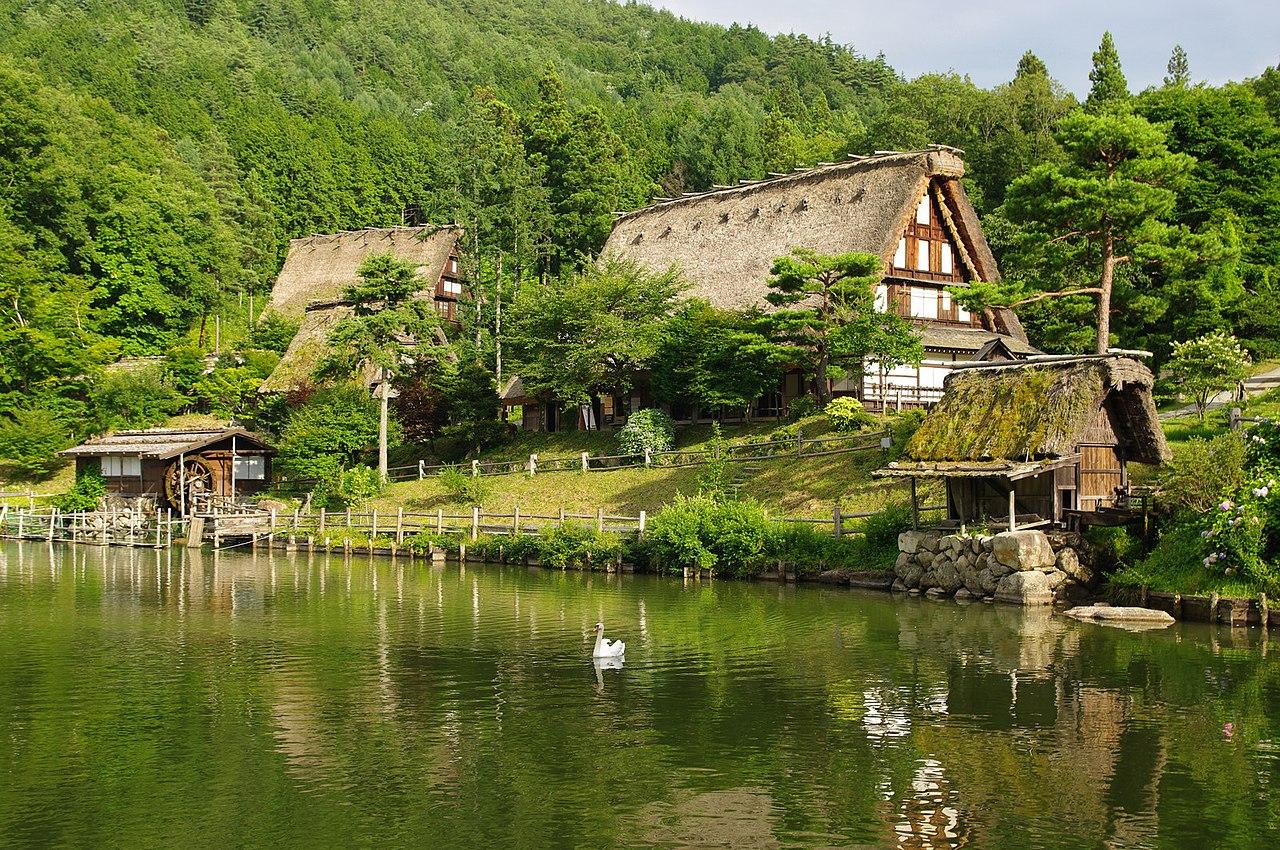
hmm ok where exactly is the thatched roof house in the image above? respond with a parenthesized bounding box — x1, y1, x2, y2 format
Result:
(875, 354, 1170, 529)
(260, 226, 463, 393)
(604, 146, 999, 311)
(600, 146, 1036, 411)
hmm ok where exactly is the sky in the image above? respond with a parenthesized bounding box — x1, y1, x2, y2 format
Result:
(651, 0, 1279, 94)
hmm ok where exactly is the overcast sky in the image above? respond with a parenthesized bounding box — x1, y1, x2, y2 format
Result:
(652, 0, 1278, 94)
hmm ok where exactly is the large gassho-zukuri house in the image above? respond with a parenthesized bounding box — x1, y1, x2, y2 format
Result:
(259, 225, 465, 393)
(873, 354, 1171, 530)
(601, 145, 1037, 416)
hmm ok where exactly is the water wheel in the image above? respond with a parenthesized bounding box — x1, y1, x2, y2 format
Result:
(163, 456, 216, 510)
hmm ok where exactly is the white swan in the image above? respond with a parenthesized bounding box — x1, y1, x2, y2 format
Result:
(592, 622, 625, 658)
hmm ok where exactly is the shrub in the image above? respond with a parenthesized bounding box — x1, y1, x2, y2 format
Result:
(1166, 330, 1250, 422)
(765, 523, 868, 575)
(403, 530, 462, 554)
(53, 469, 106, 512)
(1083, 525, 1143, 570)
(617, 408, 675, 455)
(331, 465, 384, 508)
(696, 423, 734, 500)
(861, 501, 913, 552)
(824, 396, 874, 433)
(642, 494, 772, 577)
(786, 395, 819, 421)
(1158, 431, 1247, 514)
(437, 465, 490, 505)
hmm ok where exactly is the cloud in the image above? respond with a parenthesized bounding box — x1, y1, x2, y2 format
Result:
(652, 0, 1279, 94)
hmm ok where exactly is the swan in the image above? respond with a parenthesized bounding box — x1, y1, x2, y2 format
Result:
(592, 622, 625, 658)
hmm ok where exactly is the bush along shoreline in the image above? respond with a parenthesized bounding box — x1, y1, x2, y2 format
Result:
(386, 495, 907, 583)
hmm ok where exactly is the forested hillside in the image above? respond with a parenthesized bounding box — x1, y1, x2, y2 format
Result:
(3, 0, 1280, 480)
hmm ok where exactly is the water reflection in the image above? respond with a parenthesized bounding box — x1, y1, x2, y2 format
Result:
(1, 541, 1279, 848)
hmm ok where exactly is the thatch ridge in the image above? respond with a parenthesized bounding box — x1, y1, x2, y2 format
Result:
(266, 225, 462, 320)
(602, 148, 1000, 314)
(904, 356, 1170, 465)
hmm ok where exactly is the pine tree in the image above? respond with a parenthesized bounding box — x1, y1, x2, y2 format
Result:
(1164, 45, 1191, 87)
(1086, 32, 1129, 112)
(1015, 50, 1049, 80)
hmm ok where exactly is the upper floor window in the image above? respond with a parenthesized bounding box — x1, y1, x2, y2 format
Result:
(233, 456, 266, 481)
(915, 193, 931, 225)
(916, 240, 930, 271)
(448, 256, 459, 276)
(893, 238, 907, 268)
(441, 279, 463, 297)
(910, 287, 938, 319)
(940, 243, 953, 275)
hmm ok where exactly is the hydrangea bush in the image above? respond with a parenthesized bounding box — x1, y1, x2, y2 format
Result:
(617, 408, 675, 455)
(1200, 417, 1280, 588)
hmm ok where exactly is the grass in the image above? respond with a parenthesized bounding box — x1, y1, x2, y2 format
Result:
(1108, 525, 1269, 599)
(371, 416, 929, 521)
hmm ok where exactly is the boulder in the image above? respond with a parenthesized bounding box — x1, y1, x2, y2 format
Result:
(1056, 547, 1093, 584)
(919, 534, 941, 554)
(898, 530, 928, 554)
(925, 586, 946, 598)
(919, 569, 938, 590)
(991, 530, 1056, 571)
(891, 579, 908, 593)
(894, 552, 912, 572)
(1045, 569, 1068, 591)
(954, 588, 974, 601)
(849, 572, 894, 590)
(939, 535, 965, 556)
(899, 563, 924, 589)
(815, 569, 851, 585)
(934, 561, 963, 593)
(915, 551, 934, 569)
(976, 567, 998, 595)
(1063, 605, 1174, 628)
(994, 570, 1055, 605)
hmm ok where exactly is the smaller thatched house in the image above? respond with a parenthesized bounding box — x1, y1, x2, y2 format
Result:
(61, 428, 275, 512)
(259, 226, 463, 393)
(874, 354, 1170, 529)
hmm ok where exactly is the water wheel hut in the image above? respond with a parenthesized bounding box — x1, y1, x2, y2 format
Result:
(60, 428, 275, 513)
(873, 354, 1170, 530)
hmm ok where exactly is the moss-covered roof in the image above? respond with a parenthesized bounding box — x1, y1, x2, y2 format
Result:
(904, 356, 1170, 465)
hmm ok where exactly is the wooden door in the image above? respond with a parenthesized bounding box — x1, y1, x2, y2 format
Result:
(1079, 444, 1123, 509)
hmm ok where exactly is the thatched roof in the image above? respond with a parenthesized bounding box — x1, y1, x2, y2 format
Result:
(873, 456, 1079, 481)
(61, 428, 273, 460)
(259, 225, 461, 393)
(601, 147, 1000, 313)
(890, 355, 1170, 468)
(265, 226, 462, 320)
(922, 326, 1039, 356)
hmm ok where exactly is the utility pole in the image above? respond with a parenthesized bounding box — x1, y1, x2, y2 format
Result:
(495, 251, 503, 385)
(378, 368, 391, 482)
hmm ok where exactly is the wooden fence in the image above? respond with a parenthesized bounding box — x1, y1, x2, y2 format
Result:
(276, 429, 891, 492)
(0, 499, 948, 551)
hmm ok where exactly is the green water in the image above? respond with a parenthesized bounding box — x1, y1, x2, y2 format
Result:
(1, 542, 1278, 848)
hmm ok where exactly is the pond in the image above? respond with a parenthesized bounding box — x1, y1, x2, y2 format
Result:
(1, 541, 1278, 849)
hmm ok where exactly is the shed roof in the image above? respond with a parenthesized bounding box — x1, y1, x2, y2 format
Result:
(900, 354, 1170, 467)
(922, 325, 1040, 356)
(61, 428, 274, 460)
(601, 147, 1000, 313)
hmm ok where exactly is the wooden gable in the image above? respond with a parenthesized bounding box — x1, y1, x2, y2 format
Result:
(887, 182, 973, 284)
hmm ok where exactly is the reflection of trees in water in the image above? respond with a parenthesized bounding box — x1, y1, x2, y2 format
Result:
(5, 543, 1280, 846)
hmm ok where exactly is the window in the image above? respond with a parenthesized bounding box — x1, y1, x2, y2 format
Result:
(893, 238, 907, 268)
(441, 279, 463, 296)
(941, 291, 951, 312)
(940, 243, 953, 275)
(910, 288, 938, 319)
(957, 302, 971, 322)
(916, 194, 930, 225)
(234, 456, 266, 481)
(916, 239, 930, 271)
(448, 256, 459, 275)
(100, 455, 141, 477)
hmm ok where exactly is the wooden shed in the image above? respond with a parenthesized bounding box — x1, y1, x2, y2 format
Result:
(60, 428, 275, 513)
(873, 354, 1170, 530)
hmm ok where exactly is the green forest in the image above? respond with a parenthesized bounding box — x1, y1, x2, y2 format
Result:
(2, 0, 1280, 479)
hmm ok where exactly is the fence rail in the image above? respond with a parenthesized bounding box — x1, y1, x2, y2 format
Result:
(278, 428, 891, 493)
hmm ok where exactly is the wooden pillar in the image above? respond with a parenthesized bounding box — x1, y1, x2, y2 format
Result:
(1008, 486, 1017, 532)
(638, 510, 646, 539)
(318, 507, 326, 535)
(436, 508, 444, 534)
(596, 507, 605, 533)
(910, 478, 919, 530)
(471, 506, 479, 541)
(832, 502, 842, 539)
(396, 507, 404, 543)
(513, 505, 520, 535)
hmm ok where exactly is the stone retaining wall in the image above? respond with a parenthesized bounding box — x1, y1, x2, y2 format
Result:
(893, 529, 1095, 605)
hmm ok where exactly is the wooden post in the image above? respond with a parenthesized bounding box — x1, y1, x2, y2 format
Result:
(471, 506, 479, 541)
(644, 447, 652, 467)
(832, 503, 842, 539)
(418, 459, 426, 480)
(1230, 407, 1242, 430)
(472, 459, 479, 477)
(638, 510, 646, 539)
(166, 509, 173, 547)
(513, 505, 520, 535)
(292, 507, 300, 536)
(528, 454, 537, 476)
(155, 508, 162, 548)
(596, 507, 604, 533)
(396, 507, 404, 543)
(318, 508, 326, 535)
(1008, 487, 1017, 532)
(581, 451, 589, 472)
(48, 508, 57, 541)
(436, 508, 444, 534)
(345, 507, 352, 528)
(371, 509, 379, 541)
(270, 508, 277, 543)
(910, 478, 919, 531)
(559, 506, 566, 526)
(796, 433, 803, 457)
